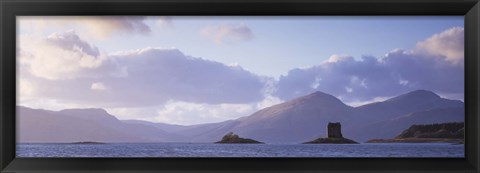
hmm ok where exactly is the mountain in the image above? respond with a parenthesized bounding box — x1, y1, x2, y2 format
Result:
(127, 91, 356, 143)
(17, 106, 185, 143)
(17, 90, 464, 143)
(352, 90, 463, 123)
(204, 90, 463, 143)
(224, 91, 354, 143)
(205, 90, 463, 143)
(342, 90, 464, 141)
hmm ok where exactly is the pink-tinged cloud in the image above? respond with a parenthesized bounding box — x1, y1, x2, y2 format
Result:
(83, 16, 152, 38)
(18, 31, 102, 80)
(414, 27, 464, 64)
(201, 24, 254, 44)
(18, 16, 165, 39)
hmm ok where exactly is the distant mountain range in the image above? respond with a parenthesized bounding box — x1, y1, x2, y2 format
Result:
(17, 90, 464, 143)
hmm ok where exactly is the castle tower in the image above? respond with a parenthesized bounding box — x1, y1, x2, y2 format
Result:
(327, 122, 343, 138)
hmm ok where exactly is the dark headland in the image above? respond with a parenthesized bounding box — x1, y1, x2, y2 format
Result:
(215, 132, 263, 144)
(367, 122, 464, 143)
(303, 122, 358, 144)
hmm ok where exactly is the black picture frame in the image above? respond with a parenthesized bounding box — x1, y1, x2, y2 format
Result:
(1, 0, 479, 172)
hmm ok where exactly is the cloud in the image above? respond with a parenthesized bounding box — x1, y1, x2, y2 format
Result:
(152, 101, 255, 125)
(18, 16, 162, 39)
(107, 100, 258, 125)
(17, 26, 465, 124)
(46, 31, 100, 56)
(82, 16, 152, 38)
(201, 24, 254, 44)
(19, 31, 103, 80)
(414, 27, 464, 64)
(156, 16, 174, 29)
(91, 82, 108, 91)
(18, 32, 267, 107)
(274, 27, 464, 104)
(326, 54, 354, 63)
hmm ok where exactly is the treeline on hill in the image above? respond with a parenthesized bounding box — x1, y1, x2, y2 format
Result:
(395, 122, 464, 139)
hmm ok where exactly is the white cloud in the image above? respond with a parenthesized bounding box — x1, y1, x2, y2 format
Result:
(105, 107, 162, 122)
(345, 87, 353, 93)
(201, 24, 254, 44)
(156, 16, 174, 29)
(91, 82, 108, 91)
(18, 78, 34, 98)
(18, 98, 96, 111)
(399, 79, 409, 86)
(310, 77, 322, 89)
(18, 31, 111, 80)
(325, 54, 354, 63)
(256, 95, 283, 110)
(346, 97, 391, 107)
(153, 101, 255, 125)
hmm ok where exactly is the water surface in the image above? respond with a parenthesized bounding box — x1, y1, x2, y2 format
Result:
(16, 143, 464, 158)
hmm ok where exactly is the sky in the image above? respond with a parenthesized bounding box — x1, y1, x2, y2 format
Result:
(16, 16, 464, 125)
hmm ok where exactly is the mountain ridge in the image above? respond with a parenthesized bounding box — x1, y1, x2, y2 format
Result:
(17, 89, 464, 143)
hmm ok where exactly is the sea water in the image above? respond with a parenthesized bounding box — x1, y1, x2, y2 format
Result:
(16, 143, 464, 158)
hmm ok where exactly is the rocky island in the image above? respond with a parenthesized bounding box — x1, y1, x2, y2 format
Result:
(71, 141, 106, 144)
(367, 122, 464, 143)
(215, 132, 263, 144)
(304, 122, 358, 144)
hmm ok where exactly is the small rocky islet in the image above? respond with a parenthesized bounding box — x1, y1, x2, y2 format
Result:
(70, 141, 106, 144)
(215, 132, 264, 144)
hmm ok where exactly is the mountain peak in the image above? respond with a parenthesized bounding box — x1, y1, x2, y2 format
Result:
(387, 90, 440, 103)
(60, 108, 109, 115)
(287, 91, 349, 108)
(59, 108, 118, 121)
(406, 89, 439, 97)
(306, 91, 338, 99)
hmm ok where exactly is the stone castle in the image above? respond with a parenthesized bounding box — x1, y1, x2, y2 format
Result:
(327, 122, 343, 138)
(303, 122, 358, 144)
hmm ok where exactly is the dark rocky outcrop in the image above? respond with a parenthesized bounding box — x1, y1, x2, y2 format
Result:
(366, 138, 463, 143)
(215, 132, 263, 144)
(367, 122, 464, 143)
(395, 122, 464, 139)
(304, 122, 358, 144)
